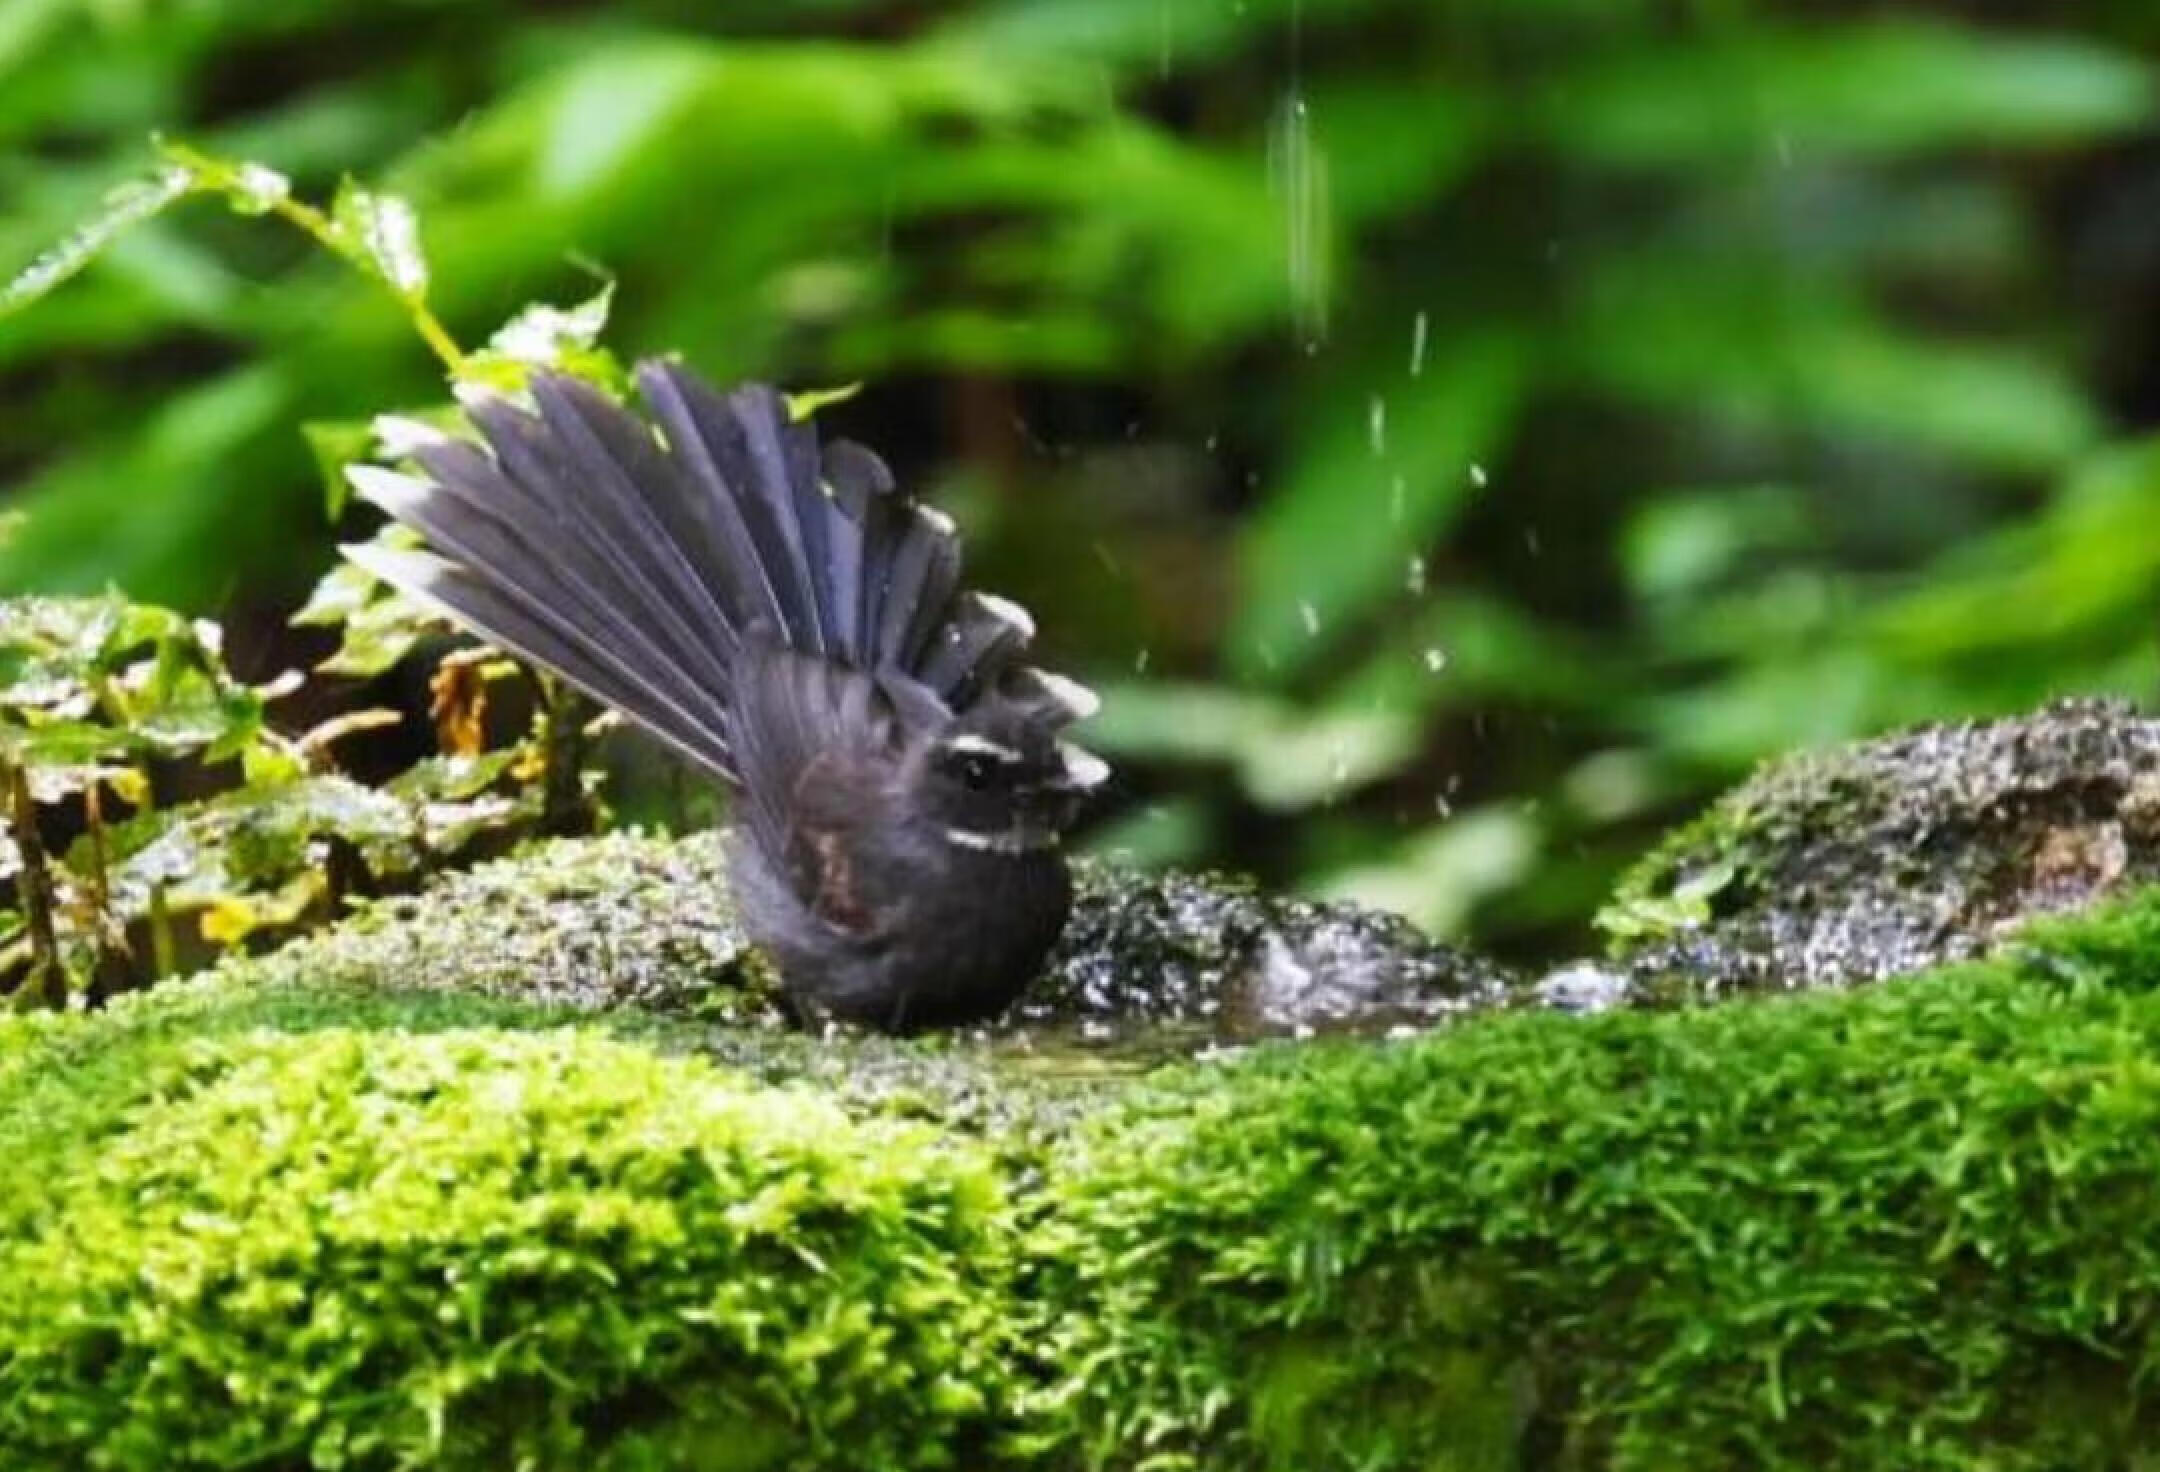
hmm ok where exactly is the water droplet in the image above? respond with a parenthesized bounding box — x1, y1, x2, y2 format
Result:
(1469, 463, 1488, 489)
(1409, 310, 1428, 376)
(1524, 528, 1542, 556)
(1406, 556, 1427, 596)
(1367, 395, 1386, 456)
(1298, 600, 1322, 637)
(1423, 647, 1448, 673)
(1433, 793, 1453, 819)
(1268, 88, 1331, 347)
(1256, 640, 1280, 670)
(1134, 647, 1151, 674)
(1389, 473, 1407, 524)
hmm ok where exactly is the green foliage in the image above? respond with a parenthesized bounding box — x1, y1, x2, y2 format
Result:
(0, 1006, 1010, 1470)
(5, 2, 2160, 947)
(0, 585, 553, 1004)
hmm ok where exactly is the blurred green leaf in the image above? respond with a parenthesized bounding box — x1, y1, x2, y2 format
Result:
(1539, 19, 2154, 165)
(1320, 805, 1540, 937)
(1086, 680, 1420, 811)
(1233, 332, 1527, 681)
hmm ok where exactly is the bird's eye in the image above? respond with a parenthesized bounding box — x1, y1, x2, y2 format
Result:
(955, 753, 996, 791)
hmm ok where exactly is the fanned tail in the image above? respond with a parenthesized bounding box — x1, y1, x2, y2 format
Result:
(344, 359, 1077, 783)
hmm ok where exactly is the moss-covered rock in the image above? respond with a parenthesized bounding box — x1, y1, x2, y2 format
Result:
(14, 887, 2160, 1467)
(1599, 696, 2160, 999)
(290, 829, 1515, 1046)
(0, 981, 1013, 1472)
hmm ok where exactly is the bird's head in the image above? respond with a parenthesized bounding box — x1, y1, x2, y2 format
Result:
(895, 668, 1108, 854)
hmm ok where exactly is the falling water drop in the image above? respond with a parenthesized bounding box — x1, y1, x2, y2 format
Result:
(1268, 89, 1331, 348)
(1298, 599, 1322, 637)
(1409, 311, 1429, 376)
(1423, 647, 1448, 673)
(1388, 473, 1407, 524)
(1469, 463, 1489, 489)
(1134, 647, 1152, 674)
(1367, 395, 1386, 457)
(1406, 555, 1427, 596)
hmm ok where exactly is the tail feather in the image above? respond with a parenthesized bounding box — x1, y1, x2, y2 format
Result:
(919, 592, 1031, 702)
(345, 359, 1087, 789)
(821, 440, 895, 662)
(637, 367, 825, 652)
(460, 396, 734, 697)
(873, 504, 963, 672)
(346, 461, 733, 740)
(530, 377, 742, 662)
(632, 365, 797, 644)
(342, 540, 737, 778)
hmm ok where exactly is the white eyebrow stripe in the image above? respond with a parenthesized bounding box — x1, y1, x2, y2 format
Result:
(942, 733, 1023, 762)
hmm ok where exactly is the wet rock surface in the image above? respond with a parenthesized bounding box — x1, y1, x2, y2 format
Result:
(1599, 697, 2160, 1000)
(311, 829, 770, 1017)
(301, 829, 1518, 1050)
(1022, 861, 1516, 1042)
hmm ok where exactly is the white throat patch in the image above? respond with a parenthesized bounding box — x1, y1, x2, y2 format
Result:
(943, 825, 1062, 855)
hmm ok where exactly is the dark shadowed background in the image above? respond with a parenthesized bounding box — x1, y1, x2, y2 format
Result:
(6, 0, 2160, 964)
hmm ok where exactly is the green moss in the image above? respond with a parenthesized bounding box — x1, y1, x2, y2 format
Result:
(16, 886, 2160, 1467)
(0, 986, 1012, 1471)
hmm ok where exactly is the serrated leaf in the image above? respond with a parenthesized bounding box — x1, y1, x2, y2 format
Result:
(331, 180, 429, 300)
(485, 281, 614, 366)
(0, 164, 196, 318)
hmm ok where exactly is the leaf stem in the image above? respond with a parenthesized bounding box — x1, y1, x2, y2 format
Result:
(4, 761, 65, 1010)
(155, 138, 467, 376)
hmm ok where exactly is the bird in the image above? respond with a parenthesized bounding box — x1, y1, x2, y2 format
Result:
(341, 360, 1108, 1033)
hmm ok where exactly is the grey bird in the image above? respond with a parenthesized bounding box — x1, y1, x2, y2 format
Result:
(343, 360, 1108, 1032)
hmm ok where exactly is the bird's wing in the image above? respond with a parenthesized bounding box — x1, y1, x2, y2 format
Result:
(723, 639, 906, 937)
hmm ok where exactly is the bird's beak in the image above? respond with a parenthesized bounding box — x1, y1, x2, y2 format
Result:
(1054, 742, 1111, 792)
